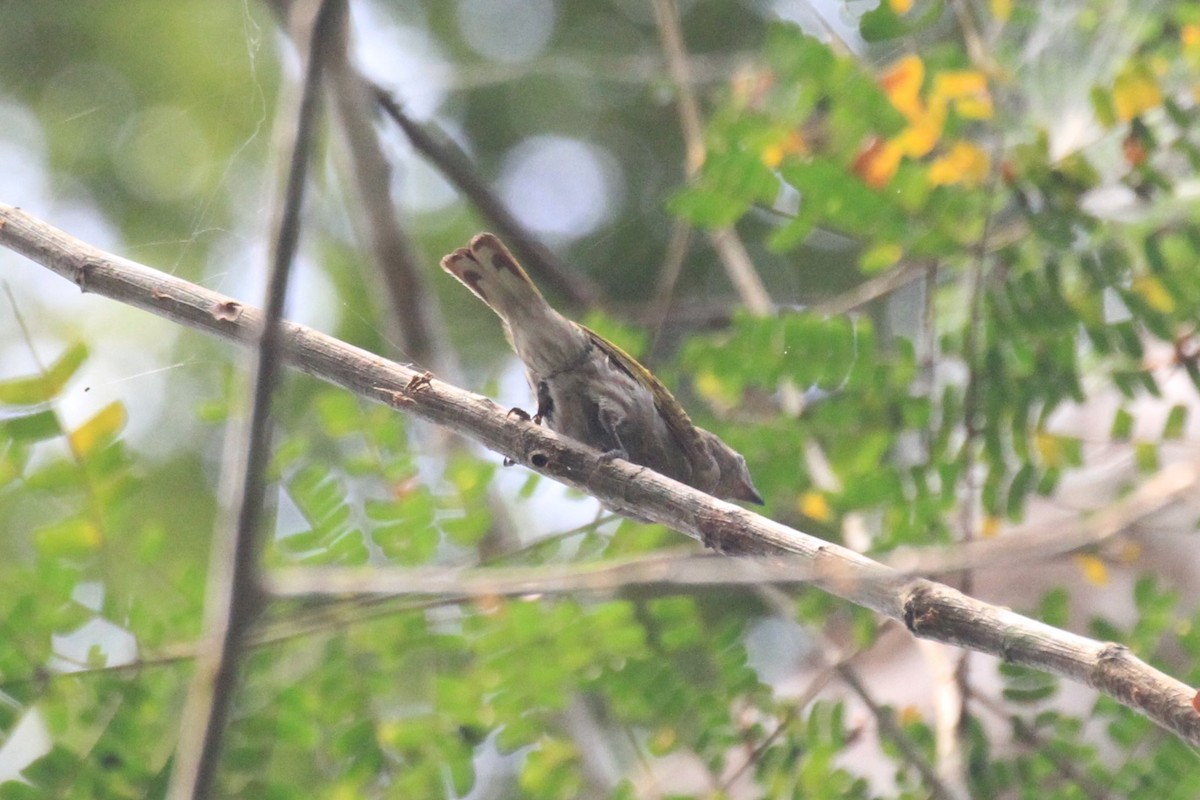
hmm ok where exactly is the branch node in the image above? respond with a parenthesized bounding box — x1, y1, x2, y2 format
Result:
(405, 370, 434, 391)
(1098, 642, 1130, 663)
(903, 583, 937, 633)
(75, 256, 97, 293)
(209, 299, 244, 322)
(378, 387, 413, 408)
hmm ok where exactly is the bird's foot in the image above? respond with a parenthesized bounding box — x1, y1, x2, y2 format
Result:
(598, 448, 629, 465)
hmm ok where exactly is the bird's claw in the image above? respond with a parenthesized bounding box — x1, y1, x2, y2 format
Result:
(598, 448, 628, 465)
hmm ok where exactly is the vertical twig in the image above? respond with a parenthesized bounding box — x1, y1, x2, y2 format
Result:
(950, 0, 994, 73)
(325, 41, 524, 553)
(168, 1, 341, 797)
(936, 161, 1003, 797)
(836, 662, 965, 800)
(650, 0, 772, 316)
(647, 219, 692, 352)
(324, 16, 443, 369)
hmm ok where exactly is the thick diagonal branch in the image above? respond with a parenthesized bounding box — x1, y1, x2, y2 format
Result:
(1, 203, 1197, 747)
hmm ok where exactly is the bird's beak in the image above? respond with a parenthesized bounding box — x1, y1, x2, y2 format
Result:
(736, 478, 764, 506)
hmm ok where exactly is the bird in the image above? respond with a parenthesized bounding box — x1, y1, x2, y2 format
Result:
(440, 233, 762, 505)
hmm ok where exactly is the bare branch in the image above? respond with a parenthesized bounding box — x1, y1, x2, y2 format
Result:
(326, 25, 442, 368)
(370, 85, 602, 311)
(836, 661, 965, 800)
(885, 459, 1197, 575)
(651, 0, 772, 316)
(1, 203, 1198, 746)
(266, 554, 820, 599)
(809, 260, 934, 317)
(168, 2, 341, 797)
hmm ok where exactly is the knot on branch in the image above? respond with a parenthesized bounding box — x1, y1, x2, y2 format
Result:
(696, 508, 763, 555)
(74, 255, 100, 293)
(902, 582, 939, 634)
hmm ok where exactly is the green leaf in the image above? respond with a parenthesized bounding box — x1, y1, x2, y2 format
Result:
(2, 409, 61, 442)
(1110, 407, 1133, 440)
(667, 186, 745, 227)
(1039, 588, 1069, 627)
(0, 342, 88, 405)
(1006, 463, 1036, 520)
(1134, 441, 1158, 473)
(860, 0, 944, 42)
(1162, 404, 1187, 440)
(1090, 85, 1117, 128)
(314, 391, 362, 437)
(34, 516, 102, 558)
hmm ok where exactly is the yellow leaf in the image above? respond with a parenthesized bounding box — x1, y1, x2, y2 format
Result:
(1112, 63, 1162, 121)
(933, 70, 994, 120)
(853, 138, 903, 189)
(880, 55, 925, 122)
(888, 0, 914, 14)
(1131, 275, 1175, 313)
(928, 141, 990, 186)
(933, 70, 986, 98)
(990, 0, 1012, 22)
(1183, 23, 1200, 51)
(1074, 554, 1109, 586)
(897, 706, 923, 725)
(693, 370, 737, 408)
(35, 517, 102, 558)
(860, 242, 903, 273)
(894, 108, 944, 157)
(650, 727, 677, 752)
(69, 401, 127, 457)
(761, 131, 807, 168)
(981, 515, 1001, 538)
(798, 491, 832, 522)
(762, 144, 785, 169)
(1034, 433, 1062, 468)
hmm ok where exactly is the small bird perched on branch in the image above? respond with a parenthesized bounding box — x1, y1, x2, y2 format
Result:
(440, 233, 763, 505)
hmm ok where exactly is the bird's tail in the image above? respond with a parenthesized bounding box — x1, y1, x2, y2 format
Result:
(440, 233, 554, 323)
(441, 233, 585, 374)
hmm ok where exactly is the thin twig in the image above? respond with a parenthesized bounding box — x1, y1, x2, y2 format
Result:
(326, 28, 441, 367)
(883, 459, 1197, 576)
(650, 0, 772, 316)
(320, 9, 522, 554)
(715, 641, 864, 794)
(370, 85, 601, 311)
(809, 260, 934, 317)
(266, 553, 823, 599)
(646, 219, 693, 354)
(836, 662, 964, 800)
(168, 2, 340, 797)
(708, 228, 773, 316)
(973, 693, 1117, 799)
(936, 158, 1004, 795)
(950, 0, 993, 73)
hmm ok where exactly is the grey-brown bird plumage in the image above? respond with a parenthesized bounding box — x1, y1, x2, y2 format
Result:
(440, 233, 762, 505)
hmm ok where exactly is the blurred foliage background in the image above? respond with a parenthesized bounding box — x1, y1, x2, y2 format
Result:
(2, 0, 1200, 797)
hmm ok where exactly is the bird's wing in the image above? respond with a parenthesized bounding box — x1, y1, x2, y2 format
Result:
(579, 324, 713, 476)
